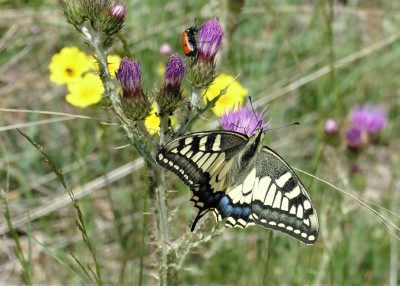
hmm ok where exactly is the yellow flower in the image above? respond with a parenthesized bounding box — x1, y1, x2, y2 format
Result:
(66, 73, 104, 108)
(49, 47, 92, 85)
(203, 73, 248, 116)
(157, 61, 165, 77)
(144, 105, 178, 135)
(145, 105, 160, 135)
(91, 54, 121, 78)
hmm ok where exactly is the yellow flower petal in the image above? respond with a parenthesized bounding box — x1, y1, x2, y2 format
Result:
(157, 62, 165, 77)
(203, 73, 248, 116)
(144, 105, 178, 135)
(66, 73, 104, 108)
(144, 106, 160, 135)
(49, 47, 92, 85)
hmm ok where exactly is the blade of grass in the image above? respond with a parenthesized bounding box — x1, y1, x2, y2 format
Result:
(25, 231, 89, 285)
(17, 129, 103, 286)
(0, 189, 33, 286)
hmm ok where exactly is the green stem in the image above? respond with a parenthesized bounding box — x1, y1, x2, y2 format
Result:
(137, 120, 158, 147)
(152, 167, 170, 286)
(82, 26, 156, 170)
(159, 115, 170, 146)
(190, 88, 200, 107)
(117, 34, 132, 58)
(177, 86, 228, 136)
(157, 113, 171, 285)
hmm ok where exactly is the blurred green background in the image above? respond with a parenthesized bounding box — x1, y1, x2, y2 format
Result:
(0, 0, 399, 285)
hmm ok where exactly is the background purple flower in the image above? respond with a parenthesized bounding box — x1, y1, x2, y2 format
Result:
(159, 43, 172, 55)
(198, 19, 224, 61)
(219, 102, 270, 136)
(344, 126, 362, 147)
(324, 119, 339, 134)
(351, 104, 387, 133)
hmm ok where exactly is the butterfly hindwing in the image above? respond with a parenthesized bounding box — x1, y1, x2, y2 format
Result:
(212, 145, 319, 244)
(250, 147, 319, 244)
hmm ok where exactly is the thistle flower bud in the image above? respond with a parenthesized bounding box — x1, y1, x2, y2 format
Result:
(80, 0, 109, 22)
(323, 119, 340, 146)
(65, 0, 126, 48)
(187, 19, 224, 88)
(58, 0, 86, 27)
(116, 57, 151, 120)
(87, 1, 126, 48)
(103, 1, 126, 36)
(156, 54, 185, 115)
(110, 2, 126, 18)
(159, 43, 173, 56)
(324, 119, 339, 134)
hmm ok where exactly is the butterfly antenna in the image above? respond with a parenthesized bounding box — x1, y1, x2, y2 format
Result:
(248, 96, 263, 131)
(267, 122, 300, 132)
(294, 167, 400, 241)
(230, 122, 245, 132)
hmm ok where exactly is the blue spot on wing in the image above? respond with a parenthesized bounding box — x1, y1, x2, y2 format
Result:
(218, 196, 233, 215)
(216, 195, 252, 225)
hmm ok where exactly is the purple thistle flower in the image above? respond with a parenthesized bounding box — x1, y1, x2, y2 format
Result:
(116, 57, 144, 100)
(116, 57, 151, 120)
(163, 54, 185, 90)
(324, 119, 339, 134)
(157, 54, 185, 115)
(351, 104, 387, 133)
(219, 102, 271, 136)
(344, 126, 362, 147)
(198, 19, 224, 62)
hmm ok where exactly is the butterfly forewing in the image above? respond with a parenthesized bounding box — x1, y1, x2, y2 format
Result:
(156, 131, 248, 229)
(156, 131, 247, 186)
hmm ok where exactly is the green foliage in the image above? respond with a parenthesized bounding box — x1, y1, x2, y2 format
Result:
(0, 0, 399, 285)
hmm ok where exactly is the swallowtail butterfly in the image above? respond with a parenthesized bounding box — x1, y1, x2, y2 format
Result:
(155, 129, 319, 244)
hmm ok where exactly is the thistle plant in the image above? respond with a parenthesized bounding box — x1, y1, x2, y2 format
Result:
(55, 2, 233, 285)
(323, 104, 388, 191)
